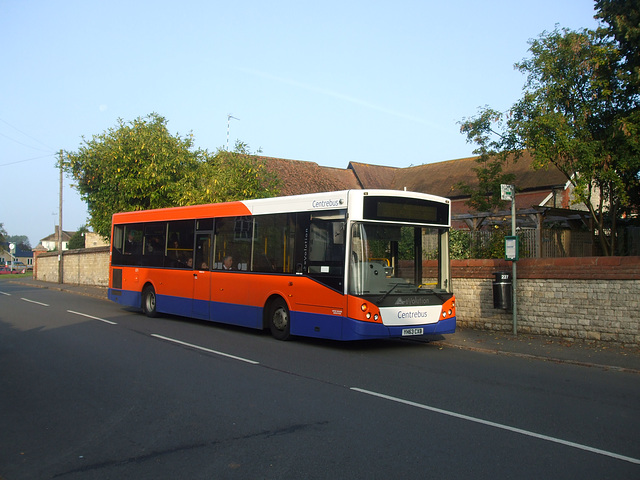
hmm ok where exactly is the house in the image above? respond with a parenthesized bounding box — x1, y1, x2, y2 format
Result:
(37, 226, 75, 251)
(0, 242, 34, 267)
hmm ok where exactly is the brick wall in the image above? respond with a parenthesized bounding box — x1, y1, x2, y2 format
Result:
(450, 258, 640, 346)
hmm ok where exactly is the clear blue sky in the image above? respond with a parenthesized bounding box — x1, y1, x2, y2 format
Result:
(1, 0, 601, 246)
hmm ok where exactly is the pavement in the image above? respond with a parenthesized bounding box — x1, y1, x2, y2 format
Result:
(5, 276, 640, 374)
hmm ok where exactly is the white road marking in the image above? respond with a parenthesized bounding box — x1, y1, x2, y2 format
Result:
(0, 291, 11, 296)
(351, 387, 640, 465)
(151, 334, 260, 365)
(20, 298, 49, 307)
(67, 310, 117, 325)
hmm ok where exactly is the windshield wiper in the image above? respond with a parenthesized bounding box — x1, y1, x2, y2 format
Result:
(376, 282, 402, 305)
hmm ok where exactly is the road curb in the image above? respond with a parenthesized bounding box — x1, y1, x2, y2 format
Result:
(7, 280, 108, 301)
(431, 340, 640, 375)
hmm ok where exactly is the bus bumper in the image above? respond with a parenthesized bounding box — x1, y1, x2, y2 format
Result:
(341, 315, 457, 341)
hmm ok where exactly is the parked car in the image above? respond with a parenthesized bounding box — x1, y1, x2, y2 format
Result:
(0, 266, 25, 274)
(5, 261, 28, 273)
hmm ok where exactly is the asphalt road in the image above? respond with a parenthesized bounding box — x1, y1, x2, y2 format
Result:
(1, 282, 639, 479)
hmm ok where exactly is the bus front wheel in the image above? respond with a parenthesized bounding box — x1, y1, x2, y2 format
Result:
(268, 298, 291, 341)
(142, 285, 158, 318)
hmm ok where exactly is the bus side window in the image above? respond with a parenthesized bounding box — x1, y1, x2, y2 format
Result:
(166, 220, 194, 269)
(111, 223, 144, 266)
(251, 213, 295, 273)
(112, 225, 125, 265)
(213, 217, 251, 271)
(142, 222, 166, 267)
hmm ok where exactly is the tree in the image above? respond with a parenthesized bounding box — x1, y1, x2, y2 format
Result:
(64, 114, 279, 238)
(596, 0, 640, 92)
(6, 235, 31, 251)
(64, 113, 205, 238)
(595, 0, 640, 216)
(461, 17, 640, 255)
(180, 140, 279, 205)
(0, 223, 6, 253)
(458, 108, 516, 215)
(68, 225, 89, 250)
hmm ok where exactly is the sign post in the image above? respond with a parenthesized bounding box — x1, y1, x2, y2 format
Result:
(501, 184, 517, 335)
(9, 243, 15, 272)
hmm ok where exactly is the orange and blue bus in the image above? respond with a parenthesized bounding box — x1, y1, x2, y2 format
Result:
(108, 189, 456, 341)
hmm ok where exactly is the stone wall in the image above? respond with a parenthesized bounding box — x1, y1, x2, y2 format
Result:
(450, 257, 640, 346)
(35, 249, 639, 345)
(35, 247, 110, 286)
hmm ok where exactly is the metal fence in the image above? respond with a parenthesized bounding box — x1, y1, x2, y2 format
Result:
(452, 226, 639, 259)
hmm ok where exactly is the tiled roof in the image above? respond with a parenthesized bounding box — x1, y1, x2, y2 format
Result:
(261, 157, 361, 196)
(259, 152, 570, 212)
(350, 151, 568, 198)
(40, 229, 75, 243)
(347, 162, 397, 189)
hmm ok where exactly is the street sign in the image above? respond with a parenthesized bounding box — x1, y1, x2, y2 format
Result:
(501, 184, 514, 201)
(505, 236, 519, 261)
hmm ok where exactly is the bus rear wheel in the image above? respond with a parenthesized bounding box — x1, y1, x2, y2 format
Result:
(268, 298, 291, 341)
(142, 285, 158, 318)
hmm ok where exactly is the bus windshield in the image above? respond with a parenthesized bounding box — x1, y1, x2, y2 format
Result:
(348, 222, 445, 297)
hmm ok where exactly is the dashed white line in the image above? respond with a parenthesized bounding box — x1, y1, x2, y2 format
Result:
(351, 387, 640, 465)
(151, 334, 260, 365)
(0, 291, 11, 296)
(20, 298, 49, 307)
(67, 310, 117, 325)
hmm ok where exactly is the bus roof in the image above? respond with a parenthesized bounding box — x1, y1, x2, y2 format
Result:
(111, 189, 451, 224)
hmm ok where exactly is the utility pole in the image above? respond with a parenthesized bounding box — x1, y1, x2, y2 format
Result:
(58, 150, 63, 284)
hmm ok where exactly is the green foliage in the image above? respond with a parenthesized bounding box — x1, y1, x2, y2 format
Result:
(64, 113, 203, 237)
(459, 10, 640, 255)
(596, 0, 640, 92)
(64, 115, 279, 238)
(181, 140, 279, 205)
(68, 225, 89, 250)
(510, 26, 639, 255)
(0, 223, 6, 253)
(458, 108, 517, 213)
(6, 235, 31, 251)
(449, 228, 471, 259)
(449, 227, 508, 260)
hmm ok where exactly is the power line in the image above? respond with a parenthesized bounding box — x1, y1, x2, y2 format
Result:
(0, 118, 54, 152)
(0, 153, 56, 167)
(0, 131, 53, 153)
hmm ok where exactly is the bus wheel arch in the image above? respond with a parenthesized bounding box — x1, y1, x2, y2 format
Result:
(141, 283, 158, 318)
(264, 295, 291, 341)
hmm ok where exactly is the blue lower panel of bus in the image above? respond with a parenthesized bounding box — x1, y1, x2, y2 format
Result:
(109, 288, 141, 308)
(291, 311, 457, 340)
(109, 289, 456, 340)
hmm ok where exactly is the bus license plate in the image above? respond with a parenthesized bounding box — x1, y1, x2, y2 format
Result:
(402, 328, 424, 336)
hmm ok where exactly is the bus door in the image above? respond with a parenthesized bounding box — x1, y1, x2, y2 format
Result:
(192, 231, 213, 320)
(209, 216, 252, 326)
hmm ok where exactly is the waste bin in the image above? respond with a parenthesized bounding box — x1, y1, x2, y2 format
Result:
(492, 271, 512, 310)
